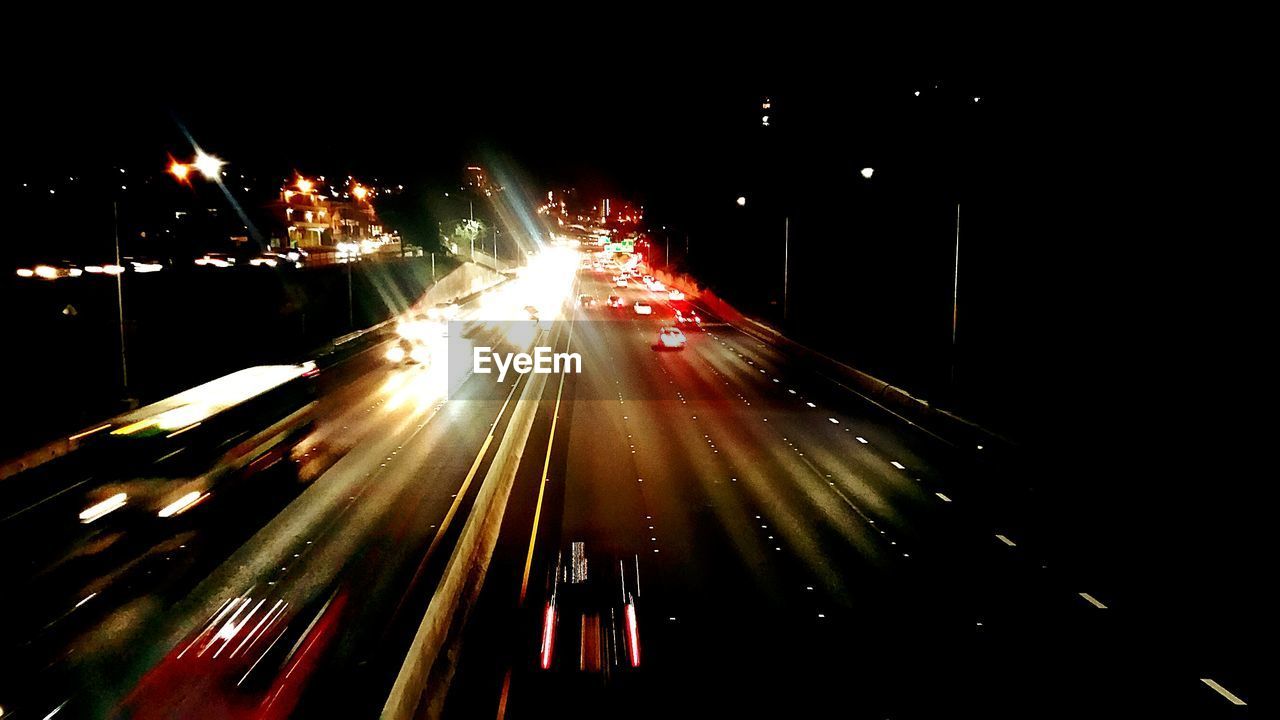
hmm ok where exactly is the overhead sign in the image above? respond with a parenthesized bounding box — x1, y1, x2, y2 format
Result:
(605, 240, 635, 253)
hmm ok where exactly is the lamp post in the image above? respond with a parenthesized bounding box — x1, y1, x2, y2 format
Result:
(736, 195, 791, 324)
(113, 201, 129, 399)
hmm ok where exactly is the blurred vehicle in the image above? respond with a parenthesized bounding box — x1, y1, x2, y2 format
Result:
(616, 277, 628, 288)
(122, 587, 348, 720)
(607, 294, 624, 308)
(248, 254, 285, 268)
(15, 261, 84, 280)
(579, 294, 597, 307)
(194, 253, 237, 268)
(669, 300, 702, 326)
(667, 288, 685, 301)
(633, 301, 652, 316)
(538, 542, 641, 676)
(658, 326, 687, 349)
(385, 337, 430, 365)
(647, 280, 665, 291)
(641, 275, 654, 285)
(427, 301, 460, 321)
(76, 363, 321, 524)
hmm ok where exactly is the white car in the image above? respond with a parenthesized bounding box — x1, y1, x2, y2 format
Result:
(658, 326, 687, 349)
(616, 278, 628, 288)
(647, 280, 665, 292)
(668, 289, 685, 301)
(634, 301, 652, 315)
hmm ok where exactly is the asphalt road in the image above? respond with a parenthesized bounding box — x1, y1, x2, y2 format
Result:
(0, 257, 1253, 719)
(441, 267, 1253, 719)
(0, 283, 546, 719)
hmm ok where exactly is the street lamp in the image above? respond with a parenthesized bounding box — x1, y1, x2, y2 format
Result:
(169, 161, 191, 181)
(736, 196, 747, 206)
(296, 177, 315, 193)
(192, 150, 224, 180)
(352, 184, 369, 201)
(860, 167, 875, 179)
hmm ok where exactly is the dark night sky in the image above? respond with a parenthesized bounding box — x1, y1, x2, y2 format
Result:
(5, 24, 1271, 444)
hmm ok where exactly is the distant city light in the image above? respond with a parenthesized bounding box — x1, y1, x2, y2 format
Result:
(736, 196, 746, 206)
(860, 167, 875, 179)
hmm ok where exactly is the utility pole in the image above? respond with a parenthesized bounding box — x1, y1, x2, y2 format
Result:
(113, 201, 129, 399)
(949, 202, 961, 390)
(783, 217, 790, 324)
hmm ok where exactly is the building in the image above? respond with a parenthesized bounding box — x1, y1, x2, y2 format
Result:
(271, 178, 384, 252)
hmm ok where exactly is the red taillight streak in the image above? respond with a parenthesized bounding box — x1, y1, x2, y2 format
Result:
(624, 603, 641, 667)
(540, 602, 556, 669)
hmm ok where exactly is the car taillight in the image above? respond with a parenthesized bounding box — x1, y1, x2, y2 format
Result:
(540, 602, 556, 670)
(624, 602, 641, 667)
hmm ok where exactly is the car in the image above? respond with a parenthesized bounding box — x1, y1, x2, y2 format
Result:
(658, 326, 687, 349)
(642, 275, 654, 285)
(607, 294, 623, 308)
(578, 294, 597, 307)
(668, 288, 685, 300)
(427, 301, 460, 321)
(616, 278, 628, 288)
(633, 301, 652, 315)
(386, 337, 429, 365)
(122, 587, 349, 720)
(537, 542, 641, 674)
(670, 301, 702, 326)
(646, 280, 665, 291)
(194, 253, 236, 268)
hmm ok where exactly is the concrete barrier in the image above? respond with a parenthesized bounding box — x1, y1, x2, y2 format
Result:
(381, 338, 552, 720)
(677, 289, 1014, 453)
(419, 261, 506, 307)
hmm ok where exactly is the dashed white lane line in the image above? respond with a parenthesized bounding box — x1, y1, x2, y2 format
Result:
(855, 436, 868, 444)
(995, 534, 1016, 547)
(1079, 592, 1107, 609)
(1199, 678, 1247, 706)
(828, 417, 840, 424)
(935, 492, 952, 503)
(889, 461, 906, 470)
(806, 402, 816, 408)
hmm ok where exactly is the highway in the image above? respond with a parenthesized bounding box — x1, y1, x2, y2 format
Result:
(0, 249, 1252, 719)
(439, 263, 1252, 718)
(0, 262, 572, 719)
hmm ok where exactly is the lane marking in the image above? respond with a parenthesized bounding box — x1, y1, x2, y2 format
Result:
(855, 436, 868, 444)
(890, 461, 906, 470)
(935, 492, 952, 503)
(519, 318, 577, 605)
(1079, 592, 1107, 609)
(1199, 678, 1246, 706)
(995, 534, 1016, 547)
(828, 417, 840, 424)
